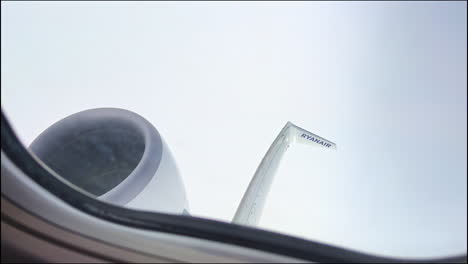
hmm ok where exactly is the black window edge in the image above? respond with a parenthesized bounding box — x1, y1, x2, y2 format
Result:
(1, 109, 466, 263)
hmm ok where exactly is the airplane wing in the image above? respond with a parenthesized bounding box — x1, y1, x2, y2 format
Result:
(232, 121, 336, 227)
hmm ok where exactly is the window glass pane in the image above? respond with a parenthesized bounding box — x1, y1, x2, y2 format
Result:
(2, 1, 466, 259)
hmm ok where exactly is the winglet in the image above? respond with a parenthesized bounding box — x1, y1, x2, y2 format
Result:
(232, 121, 336, 227)
(287, 122, 337, 150)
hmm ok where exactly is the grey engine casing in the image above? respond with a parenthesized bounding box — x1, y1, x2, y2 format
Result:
(29, 108, 189, 214)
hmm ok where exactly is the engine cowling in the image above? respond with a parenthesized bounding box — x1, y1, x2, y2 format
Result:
(29, 108, 189, 215)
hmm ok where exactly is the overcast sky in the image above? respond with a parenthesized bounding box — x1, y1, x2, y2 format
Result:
(1, 1, 466, 259)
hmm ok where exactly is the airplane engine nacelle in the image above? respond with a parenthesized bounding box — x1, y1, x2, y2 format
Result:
(29, 108, 189, 215)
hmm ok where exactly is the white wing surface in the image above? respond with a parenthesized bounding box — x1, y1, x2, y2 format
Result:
(232, 122, 336, 226)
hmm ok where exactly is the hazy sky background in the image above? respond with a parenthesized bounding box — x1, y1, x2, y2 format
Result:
(1, 1, 466, 259)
